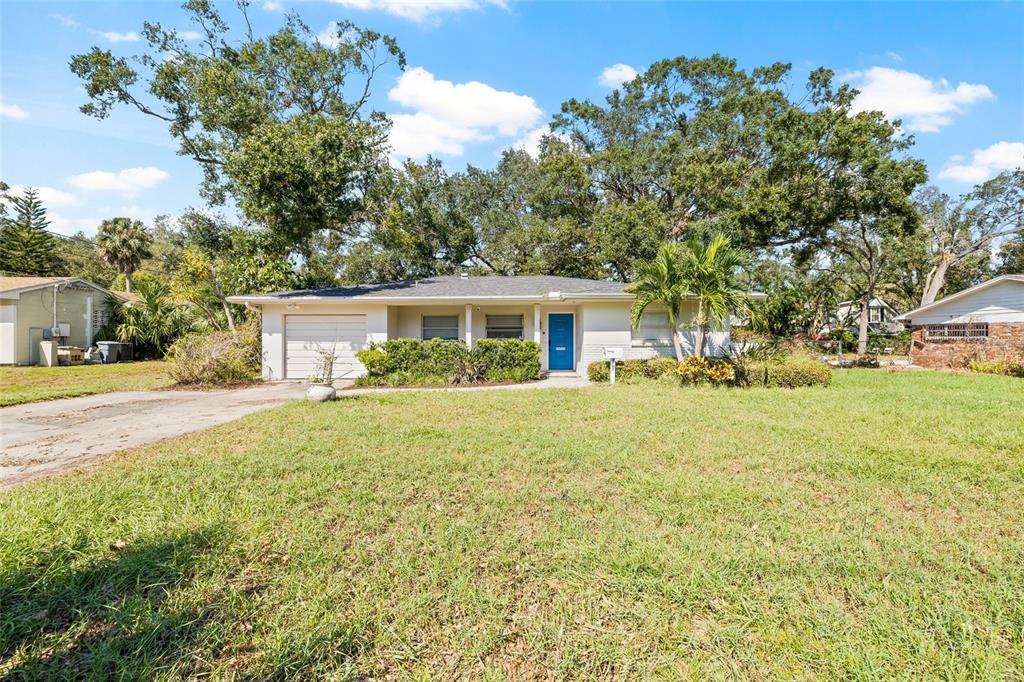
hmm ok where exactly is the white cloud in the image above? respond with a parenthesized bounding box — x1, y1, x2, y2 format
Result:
(388, 112, 490, 158)
(389, 67, 540, 136)
(598, 63, 638, 88)
(317, 21, 346, 48)
(386, 67, 542, 159)
(884, 51, 904, 63)
(262, 0, 283, 10)
(330, 0, 506, 23)
(939, 141, 1024, 184)
(95, 30, 140, 43)
(177, 30, 202, 41)
(50, 13, 81, 29)
(48, 213, 102, 237)
(9, 185, 79, 208)
(845, 66, 994, 133)
(67, 167, 169, 196)
(1, 102, 30, 120)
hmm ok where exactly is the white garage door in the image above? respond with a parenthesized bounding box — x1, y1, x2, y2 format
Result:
(285, 315, 367, 380)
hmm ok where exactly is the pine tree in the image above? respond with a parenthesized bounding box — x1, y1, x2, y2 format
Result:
(0, 186, 61, 275)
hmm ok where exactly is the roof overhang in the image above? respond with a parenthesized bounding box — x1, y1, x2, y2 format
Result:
(0, 277, 117, 300)
(227, 290, 767, 306)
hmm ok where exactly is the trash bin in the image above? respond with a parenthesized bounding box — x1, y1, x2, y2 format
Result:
(120, 343, 133, 362)
(97, 341, 120, 364)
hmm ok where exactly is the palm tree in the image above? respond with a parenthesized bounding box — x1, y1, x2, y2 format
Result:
(678, 234, 750, 358)
(627, 242, 689, 361)
(96, 217, 153, 292)
(114, 280, 192, 357)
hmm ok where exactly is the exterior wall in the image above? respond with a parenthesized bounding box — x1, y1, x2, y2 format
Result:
(910, 322, 1024, 368)
(579, 300, 730, 372)
(258, 302, 388, 380)
(908, 280, 1024, 325)
(9, 285, 106, 365)
(0, 301, 15, 365)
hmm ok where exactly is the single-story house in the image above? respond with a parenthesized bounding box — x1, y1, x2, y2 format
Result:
(827, 297, 903, 333)
(227, 275, 763, 381)
(895, 274, 1024, 368)
(0, 276, 130, 365)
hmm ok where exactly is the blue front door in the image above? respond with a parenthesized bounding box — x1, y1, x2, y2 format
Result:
(548, 313, 574, 370)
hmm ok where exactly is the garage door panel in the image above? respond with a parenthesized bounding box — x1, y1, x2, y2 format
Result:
(284, 314, 368, 380)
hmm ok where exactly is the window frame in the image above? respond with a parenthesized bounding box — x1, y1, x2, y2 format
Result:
(421, 314, 460, 341)
(869, 307, 882, 323)
(485, 314, 524, 340)
(631, 310, 674, 345)
(924, 322, 988, 340)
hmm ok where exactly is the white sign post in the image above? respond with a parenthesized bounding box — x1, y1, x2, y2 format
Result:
(603, 347, 623, 384)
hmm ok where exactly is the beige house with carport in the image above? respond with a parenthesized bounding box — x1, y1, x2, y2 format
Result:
(228, 275, 764, 381)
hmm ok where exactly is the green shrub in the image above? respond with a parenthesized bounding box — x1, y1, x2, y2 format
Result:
(588, 355, 734, 385)
(167, 319, 261, 385)
(587, 360, 610, 382)
(674, 356, 736, 386)
(473, 339, 542, 382)
(742, 357, 832, 388)
(969, 359, 1024, 378)
(644, 356, 679, 379)
(355, 338, 540, 386)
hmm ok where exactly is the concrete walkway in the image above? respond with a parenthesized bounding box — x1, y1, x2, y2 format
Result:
(0, 375, 590, 491)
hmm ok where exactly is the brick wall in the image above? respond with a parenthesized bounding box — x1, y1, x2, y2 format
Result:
(910, 322, 1024, 368)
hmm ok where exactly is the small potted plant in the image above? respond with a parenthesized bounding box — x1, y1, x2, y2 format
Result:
(306, 343, 338, 402)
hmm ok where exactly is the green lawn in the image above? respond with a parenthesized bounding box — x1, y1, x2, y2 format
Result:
(2, 370, 1022, 679)
(0, 361, 173, 406)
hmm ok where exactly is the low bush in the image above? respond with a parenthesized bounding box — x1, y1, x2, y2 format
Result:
(355, 338, 541, 386)
(969, 359, 1024, 378)
(674, 356, 735, 386)
(587, 355, 678, 383)
(167, 319, 261, 385)
(741, 357, 832, 388)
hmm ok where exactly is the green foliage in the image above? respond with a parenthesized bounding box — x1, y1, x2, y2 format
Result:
(53, 232, 119, 285)
(111, 281, 194, 358)
(472, 339, 542, 382)
(166, 319, 261, 385)
(968, 360, 1024, 378)
(741, 357, 833, 388)
(587, 355, 697, 384)
(70, 4, 404, 244)
(627, 242, 688, 360)
(677, 234, 751, 357)
(355, 338, 540, 386)
(96, 217, 153, 291)
(0, 186, 61, 276)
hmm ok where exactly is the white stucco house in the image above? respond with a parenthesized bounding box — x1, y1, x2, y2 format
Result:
(0, 276, 131, 366)
(227, 275, 764, 381)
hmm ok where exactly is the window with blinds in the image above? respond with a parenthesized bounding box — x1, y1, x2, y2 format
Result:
(631, 311, 673, 343)
(422, 315, 459, 340)
(485, 315, 523, 339)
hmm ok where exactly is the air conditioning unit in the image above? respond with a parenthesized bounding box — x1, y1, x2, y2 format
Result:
(58, 323, 71, 337)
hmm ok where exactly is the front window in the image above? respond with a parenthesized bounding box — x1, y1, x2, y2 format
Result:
(869, 307, 881, 323)
(422, 315, 459, 340)
(924, 323, 988, 339)
(632, 311, 673, 343)
(485, 315, 523, 339)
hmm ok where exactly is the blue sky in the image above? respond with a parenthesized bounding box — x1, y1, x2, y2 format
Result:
(1, 0, 1022, 237)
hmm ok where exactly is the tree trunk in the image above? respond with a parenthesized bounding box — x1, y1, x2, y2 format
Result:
(672, 329, 684, 362)
(857, 293, 870, 355)
(694, 324, 706, 359)
(920, 255, 952, 306)
(125, 271, 133, 293)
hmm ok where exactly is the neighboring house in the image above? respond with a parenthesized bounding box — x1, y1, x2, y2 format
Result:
(895, 274, 1024, 369)
(227, 275, 764, 381)
(828, 297, 903, 333)
(0, 277, 131, 365)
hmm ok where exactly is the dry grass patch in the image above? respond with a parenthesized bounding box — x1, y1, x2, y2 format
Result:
(0, 361, 173, 406)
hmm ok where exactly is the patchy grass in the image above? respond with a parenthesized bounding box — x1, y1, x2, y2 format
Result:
(1, 370, 1022, 678)
(0, 361, 173, 406)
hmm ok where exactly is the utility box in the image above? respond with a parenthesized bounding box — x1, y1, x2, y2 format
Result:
(38, 340, 58, 367)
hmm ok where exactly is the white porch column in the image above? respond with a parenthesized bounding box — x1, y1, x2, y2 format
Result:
(533, 304, 541, 344)
(465, 304, 473, 348)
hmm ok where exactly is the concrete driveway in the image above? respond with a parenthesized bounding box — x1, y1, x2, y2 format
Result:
(0, 383, 306, 491)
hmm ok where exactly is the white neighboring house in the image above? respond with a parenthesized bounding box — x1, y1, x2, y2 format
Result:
(227, 275, 765, 381)
(895, 274, 1024, 368)
(0, 276, 133, 365)
(828, 297, 903, 333)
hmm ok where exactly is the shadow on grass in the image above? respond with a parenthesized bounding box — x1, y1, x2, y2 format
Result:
(0, 528, 225, 679)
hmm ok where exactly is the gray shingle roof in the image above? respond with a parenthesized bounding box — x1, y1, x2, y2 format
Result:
(257, 275, 629, 300)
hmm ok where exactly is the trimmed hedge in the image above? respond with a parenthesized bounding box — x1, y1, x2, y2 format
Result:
(742, 357, 832, 388)
(587, 356, 678, 383)
(355, 338, 541, 386)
